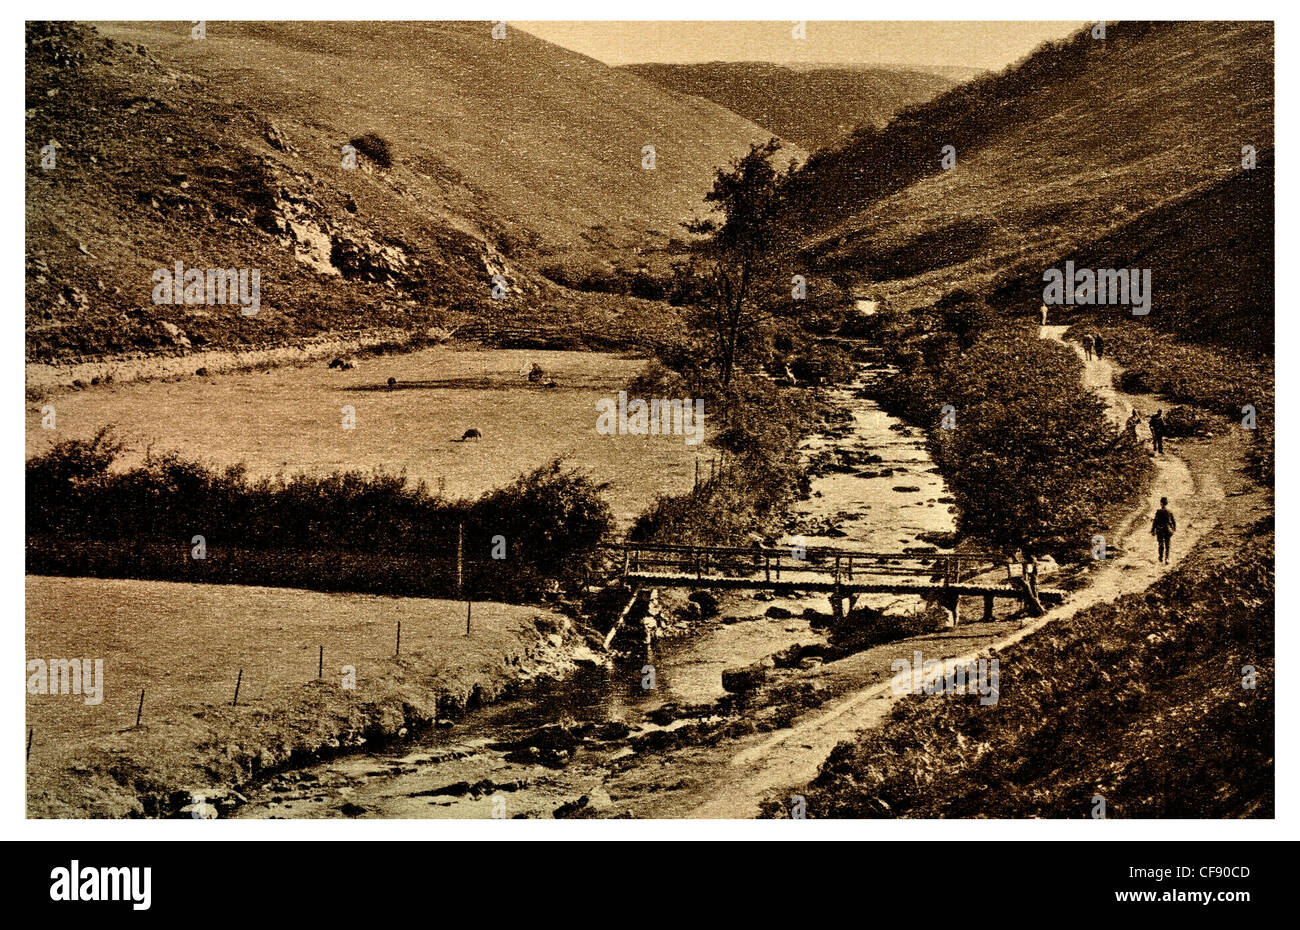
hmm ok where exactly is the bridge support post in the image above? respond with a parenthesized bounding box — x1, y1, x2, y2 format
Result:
(983, 594, 994, 623)
(941, 589, 960, 626)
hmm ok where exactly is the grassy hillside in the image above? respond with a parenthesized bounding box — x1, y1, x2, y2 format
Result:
(26, 21, 785, 360)
(621, 62, 954, 150)
(778, 520, 1273, 819)
(97, 21, 786, 253)
(785, 21, 1273, 309)
(994, 153, 1274, 355)
(27, 574, 587, 818)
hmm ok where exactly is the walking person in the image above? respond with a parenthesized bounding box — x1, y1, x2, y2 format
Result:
(1151, 497, 1177, 564)
(1125, 408, 1142, 443)
(1040, 304, 1049, 326)
(1081, 333, 1095, 361)
(1093, 333, 1105, 360)
(1149, 409, 1166, 454)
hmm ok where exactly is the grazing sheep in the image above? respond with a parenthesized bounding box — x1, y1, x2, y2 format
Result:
(461, 428, 482, 441)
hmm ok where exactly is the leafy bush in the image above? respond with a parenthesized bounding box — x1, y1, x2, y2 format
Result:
(877, 314, 1150, 557)
(27, 437, 612, 601)
(1161, 405, 1218, 438)
(468, 460, 613, 591)
(790, 342, 855, 385)
(629, 374, 818, 546)
(348, 132, 393, 169)
(625, 359, 689, 399)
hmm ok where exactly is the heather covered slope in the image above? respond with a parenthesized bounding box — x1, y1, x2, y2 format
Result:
(786, 517, 1273, 819)
(621, 62, 954, 150)
(26, 21, 785, 360)
(786, 21, 1274, 309)
(992, 152, 1274, 356)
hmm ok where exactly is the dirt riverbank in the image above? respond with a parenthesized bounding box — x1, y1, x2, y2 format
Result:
(26, 579, 601, 818)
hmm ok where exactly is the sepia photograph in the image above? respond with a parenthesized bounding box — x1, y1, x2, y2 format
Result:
(23, 16, 1274, 833)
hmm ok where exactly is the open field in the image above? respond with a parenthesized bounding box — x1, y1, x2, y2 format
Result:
(27, 346, 704, 527)
(26, 574, 585, 817)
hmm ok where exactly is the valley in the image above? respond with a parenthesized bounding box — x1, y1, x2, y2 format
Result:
(24, 20, 1274, 822)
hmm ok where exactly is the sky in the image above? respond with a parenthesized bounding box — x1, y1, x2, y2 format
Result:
(514, 21, 1088, 71)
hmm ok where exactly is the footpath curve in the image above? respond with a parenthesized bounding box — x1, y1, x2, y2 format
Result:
(688, 323, 1225, 818)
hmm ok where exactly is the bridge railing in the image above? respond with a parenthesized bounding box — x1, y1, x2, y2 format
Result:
(600, 543, 1006, 586)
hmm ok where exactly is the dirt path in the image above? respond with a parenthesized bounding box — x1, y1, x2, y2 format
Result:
(688, 324, 1225, 818)
(24, 329, 422, 400)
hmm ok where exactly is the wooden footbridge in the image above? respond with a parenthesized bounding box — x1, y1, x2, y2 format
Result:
(602, 542, 1065, 622)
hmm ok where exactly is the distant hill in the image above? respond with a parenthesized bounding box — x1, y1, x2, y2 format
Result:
(867, 63, 986, 83)
(783, 21, 1274, 312)
(780, 61, 986, 83)
(621, 61, 955, 150)
(26, 21, 786, 360)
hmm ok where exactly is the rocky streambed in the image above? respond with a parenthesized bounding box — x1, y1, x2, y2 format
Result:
(228, 363, 981, 820)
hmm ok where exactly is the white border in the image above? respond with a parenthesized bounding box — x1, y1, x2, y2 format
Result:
(6, 1, 1292, 842)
